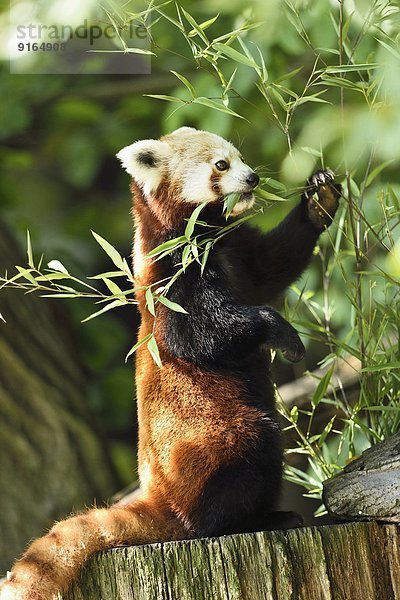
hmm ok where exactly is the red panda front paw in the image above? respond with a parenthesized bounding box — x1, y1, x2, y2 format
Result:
(282, 336, 305, 363)
(303, 169, 341, 231)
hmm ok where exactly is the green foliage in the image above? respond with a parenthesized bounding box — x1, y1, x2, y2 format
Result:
(1, 0, 399, 496)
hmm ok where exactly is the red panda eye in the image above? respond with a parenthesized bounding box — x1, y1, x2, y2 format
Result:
(215, 160, 228, 171)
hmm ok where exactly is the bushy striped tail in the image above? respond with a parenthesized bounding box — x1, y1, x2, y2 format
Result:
(0, 499, 183, 600)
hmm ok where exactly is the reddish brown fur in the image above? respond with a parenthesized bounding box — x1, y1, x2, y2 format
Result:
(132, 182, 262, 531)
(0, 181, 268, 600)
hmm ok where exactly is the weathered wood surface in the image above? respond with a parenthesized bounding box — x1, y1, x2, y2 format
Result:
(0, 222, 118, 573)
(63, 522, 399, 600)
(323, 432, 400, 523)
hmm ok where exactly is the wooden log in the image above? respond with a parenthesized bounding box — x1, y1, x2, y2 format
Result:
(323, 432, 400, 523)
(63, 522, 400, 600)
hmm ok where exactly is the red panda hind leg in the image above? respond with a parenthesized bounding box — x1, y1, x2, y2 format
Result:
(0, 499, 184, 600)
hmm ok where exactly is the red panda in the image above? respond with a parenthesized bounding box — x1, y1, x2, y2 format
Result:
(0, 127, 340, 600)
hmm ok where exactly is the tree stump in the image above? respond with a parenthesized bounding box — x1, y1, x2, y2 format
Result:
(62, 522, 399, 600)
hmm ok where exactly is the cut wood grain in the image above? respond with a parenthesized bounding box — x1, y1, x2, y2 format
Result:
(63, 522, 400, 600)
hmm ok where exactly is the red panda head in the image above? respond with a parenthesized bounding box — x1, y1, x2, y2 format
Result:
(117, 127, 259, 216)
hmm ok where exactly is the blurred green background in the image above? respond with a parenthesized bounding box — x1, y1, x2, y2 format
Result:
(0, 0, 399, 546)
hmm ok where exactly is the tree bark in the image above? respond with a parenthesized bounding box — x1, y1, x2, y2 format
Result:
(0, 222, 118, 574)
(323, 432, 400, 523)
(63, 522, 399, 600)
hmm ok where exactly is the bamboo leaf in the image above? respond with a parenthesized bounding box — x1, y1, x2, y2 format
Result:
(192, 13, 219, 33)
(41, 293, 79, 298)
(192, 97, 245, 119)
(255, 189, 287, 202)
(294, 94, 330, 107)
(91, 231, 125, 270)
(147, 235, 187, 257)
(81, 299, 124, 322)
(181, 244, 191, 270)
(201, 240, 213, 275)
(223, 192, 241, 218)
(375, 38, 400, 60)
(312, 366, 334, 408)
(361, 362, 400, 372)
(47, 260, 69, 275)
(213, 41, 259, 70)
(185, 202, 208, 240)
(15, 266, 39, 286)
(26, 231, 34, 268)
(181, 7, 209, 44)
(170, 70, 195, 98)
(144, 94, 185, 104)
(89, 271, 127, 279)
(103, 278, 126, 299)
(145, 287, 156, 316)
(36, 273, 72, 281)
(147, 335, 162, 367)
(125, 333, 153, 362)
(125, 47, 156, 55)
(324, 63, 379, 73)
(318, 416, 336, 447)
(365, 159, 394, 187)
(319, 75, 365, 92)
(158, 295, 188, 313)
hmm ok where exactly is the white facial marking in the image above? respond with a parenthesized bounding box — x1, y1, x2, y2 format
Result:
(117, 128, 258, 214)
(181, 163, 215, 203)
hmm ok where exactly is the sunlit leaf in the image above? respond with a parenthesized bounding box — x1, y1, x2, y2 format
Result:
(324, 63, 379, 73)
(145, 287, 156, 316)
(26, 231, 34, 268)
(185, 202, 208, 240)
(213, 41, 260, 70)
(47, 260, 69, 275)
(318, 416, 336, 447)
(125, 333, 153, 362)
(81, 299, 124, 322)
(312, 366, 334, 408)
(188, 13, 219, 36)
(147, 235, 187, 257)
(361, 362, 400, 372)
(365, 160, 394, 188)
(223, 192, 241, 218)
(255, 189, 287, 202)
(181, 7, 209, 44)
(15, 267, 38, 286)
(192, 97, 245, 119)
(148, 335, 162, 367)
(103, 278, 126, 299)
(144, 94, 185, 104)
(158, 295, 188, 313)
(91, 231, 125, 270)
(170, 70, 196, 98)
(201, 240, 213, 275)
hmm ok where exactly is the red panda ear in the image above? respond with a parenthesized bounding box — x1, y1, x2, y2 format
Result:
(116, 139, 172, 196)
(168, 126, 198, 135)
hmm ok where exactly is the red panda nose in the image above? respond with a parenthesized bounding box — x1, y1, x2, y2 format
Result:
(246, 172, 259, 188)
